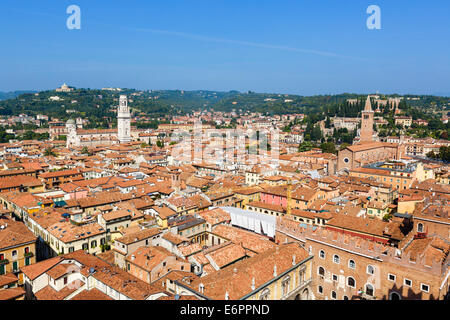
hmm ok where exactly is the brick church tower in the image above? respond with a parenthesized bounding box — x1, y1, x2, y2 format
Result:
(360, 96, 374, 143)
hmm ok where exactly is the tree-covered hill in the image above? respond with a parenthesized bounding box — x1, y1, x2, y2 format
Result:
(0, 88, 448, 122)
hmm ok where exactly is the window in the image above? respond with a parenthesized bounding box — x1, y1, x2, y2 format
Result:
(348, 259, 356, 269)
(63, 277, 68, 285)
(82, 243, 88, 251)
(25, 247, 29, 254)
(333, 255, 340, 264)
(332, 274, 338, 282)
(365, 284, 374, 297)
(388, 274, 396, 281)
(260, 288, 270, 300)
(420, 284, 429, 293)
(12, 250, 17, 258)
(389, 292, 401, 300)
(319, 250, 325, 259)
(343, 296, 349, 300)
(331, 291, 337, 299)
(282, 276, 291, 296)
(404, 279, 412, 287)
(91, 241, 97, 248)
(347, 277, 356, 288)
(367, 265, 375, 275)
(417, 223, 424, 233)
(0, 254, 4, 261)
(318, 286, 323, 294)
(318, 267, 325, 277)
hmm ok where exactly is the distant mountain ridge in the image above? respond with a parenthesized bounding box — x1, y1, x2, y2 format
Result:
(0, 91, 36, 101)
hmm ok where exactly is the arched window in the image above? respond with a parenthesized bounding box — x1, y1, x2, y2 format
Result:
(343, 296, 349, 300)
(365, 284, 374, 297)
(260, 288, 270, 300)
(318, 286, 323, 294)
(348, 259, 356, 269)
(367, 265, 375, 275)
(347, 277, 356, 288)
(417, 223, 424, 233)
(331, 291, 337, 299)
(319, 250, 325, 259)
(12, 250, 17, 257)
(333, 254, 340, 264)
(318, 267, 325, 277)
(389, 292, 401, 300)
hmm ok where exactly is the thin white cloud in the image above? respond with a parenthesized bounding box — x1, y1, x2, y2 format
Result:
(125, 26, 367, 61)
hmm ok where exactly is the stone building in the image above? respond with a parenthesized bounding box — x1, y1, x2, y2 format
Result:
(66, 95, 132, 148)
(276, 217, 450, 300)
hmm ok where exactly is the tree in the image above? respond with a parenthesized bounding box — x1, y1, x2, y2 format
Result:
(298, 141, 316, 152)
(320, 142, 336, 154)
(325, 116, 332, 129)
(81, 146, 89, 155)
(439, 146, 450, 162)
(44, 148, 56, 157)
(156, 140, 164, 148)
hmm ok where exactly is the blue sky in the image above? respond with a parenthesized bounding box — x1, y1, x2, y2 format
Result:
(0, 0, 449, 95)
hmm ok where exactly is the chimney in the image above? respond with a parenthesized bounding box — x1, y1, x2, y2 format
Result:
(131, 255, 135, 261)
(273, 265, 277, 277)
(251, 277, 255, 291)
(292, 254, 296, 266)
(225, 291, 229, 300)
(199, 283, 204, 294)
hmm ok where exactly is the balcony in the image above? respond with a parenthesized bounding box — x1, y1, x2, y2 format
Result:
(281, 278, 312, 300)
(298, 278, 312, 290)
(0, 259, 9, 265)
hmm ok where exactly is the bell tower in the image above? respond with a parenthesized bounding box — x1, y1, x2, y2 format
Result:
(118, 95, 131, 143)
(360, 96, 374, 143)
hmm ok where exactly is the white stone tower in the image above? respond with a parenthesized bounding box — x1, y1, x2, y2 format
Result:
(66, 119, 77, 148)
(117, 95, 131, 143)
